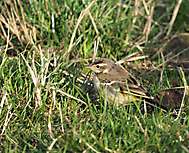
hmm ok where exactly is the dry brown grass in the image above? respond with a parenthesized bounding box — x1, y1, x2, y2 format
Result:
(0, 0, 38, 50)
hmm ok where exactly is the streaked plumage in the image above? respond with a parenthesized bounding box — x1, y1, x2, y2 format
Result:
(88, 58, 153, 105)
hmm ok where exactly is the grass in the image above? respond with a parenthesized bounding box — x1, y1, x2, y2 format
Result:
(1, 0, 189, 152)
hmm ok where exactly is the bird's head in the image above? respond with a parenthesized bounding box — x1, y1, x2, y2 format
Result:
(88, 58, 114, 74)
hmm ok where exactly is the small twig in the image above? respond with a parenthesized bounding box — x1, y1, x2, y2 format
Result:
(117, 52, 148, 64)
(157, 47, 189, 68)
(132, 0, 140, 25)
(21, 53, 41, 107)
(146, 47, 189, 76)
(55, 88, 87, 105)
(175, 67, 187, 120)
(143, 2, 155, 42)
(165, 86, 189, 90)
(135, 116, 145, 133)
(159, 52, 165, 84)
(0, 90, 7, 116)
(92, 37, 100, 62)
(167, 0, 182, 36)
(0, 103, 13, 136)
(64, 0, 96, 58)
(58, 102, 64, 133)
(48, 101, 53, 139)
(89, 12, 99, 35)
(47, 136, 62, 152)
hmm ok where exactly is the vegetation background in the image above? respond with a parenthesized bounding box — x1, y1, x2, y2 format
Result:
(0, 0, 189, 152)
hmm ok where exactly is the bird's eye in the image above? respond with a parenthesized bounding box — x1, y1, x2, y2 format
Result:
(96, 65, 100, 68)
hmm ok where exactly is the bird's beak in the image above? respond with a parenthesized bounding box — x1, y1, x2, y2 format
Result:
(86, 64, 93, 69)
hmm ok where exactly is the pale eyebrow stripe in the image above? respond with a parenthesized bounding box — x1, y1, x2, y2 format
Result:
(97, 63, 107, 66)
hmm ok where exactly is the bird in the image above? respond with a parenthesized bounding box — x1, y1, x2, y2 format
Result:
(88, 58, 139, 84)
(87, 58, 154, 105)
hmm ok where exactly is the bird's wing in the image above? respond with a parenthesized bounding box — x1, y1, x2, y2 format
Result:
(109, 81, 153, 100)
